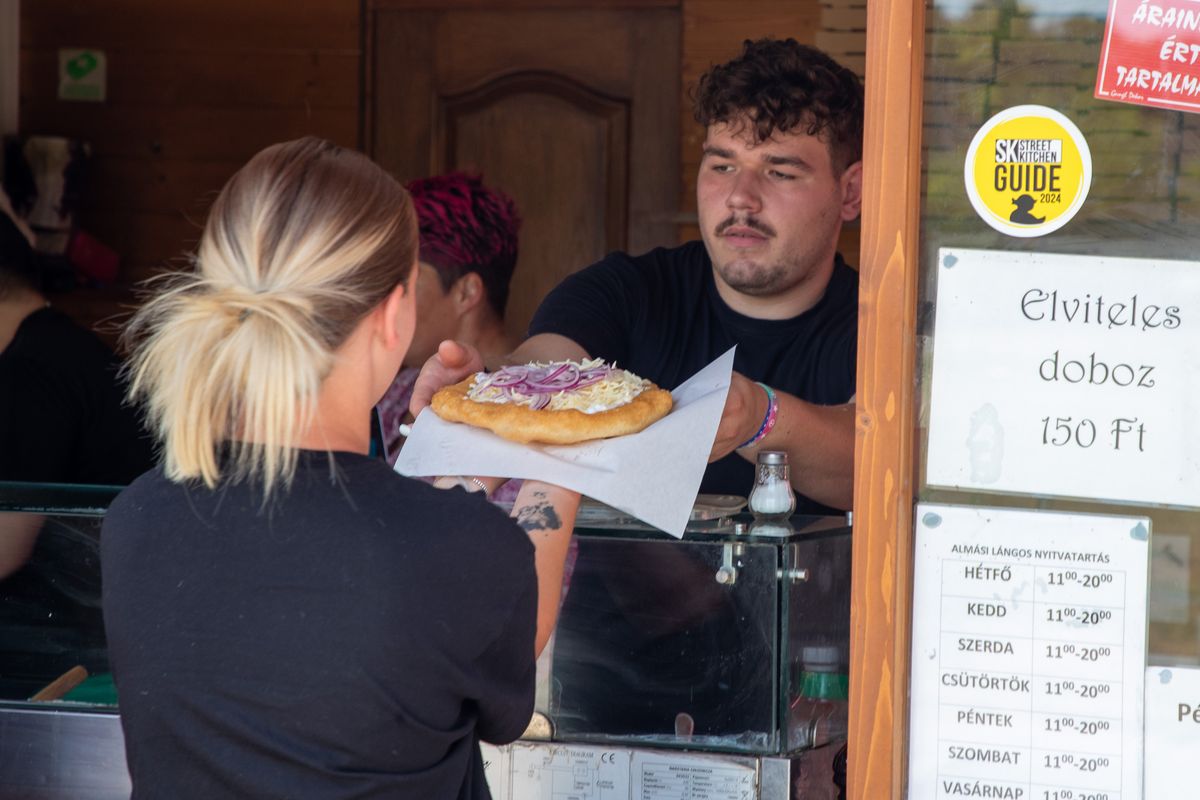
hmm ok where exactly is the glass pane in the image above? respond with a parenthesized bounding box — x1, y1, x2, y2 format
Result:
(545, 533, 781, 754)
(919, 0, 1200, 669)
(914, 1, 1200, 797)
(0, 511, 112, 706)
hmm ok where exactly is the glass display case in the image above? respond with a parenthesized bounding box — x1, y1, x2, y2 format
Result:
(537, 511, 852, 758)
(0, 488, 852, 799)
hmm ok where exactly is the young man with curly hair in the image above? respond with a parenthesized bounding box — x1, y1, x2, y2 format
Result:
(415, 39, 863, 512)
(410, 39, 863, 742)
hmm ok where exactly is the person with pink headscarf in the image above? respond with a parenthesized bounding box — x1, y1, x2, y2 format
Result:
(376, 173, 521, 462)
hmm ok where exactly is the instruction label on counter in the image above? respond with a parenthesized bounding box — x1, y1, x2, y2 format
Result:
(909, 503, 1149, 800)
(483, 741, 757, 799)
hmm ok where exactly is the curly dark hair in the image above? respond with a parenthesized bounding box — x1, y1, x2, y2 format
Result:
(693, 39, 864, 174)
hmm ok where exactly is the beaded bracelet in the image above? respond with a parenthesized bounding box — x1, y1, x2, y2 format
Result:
(737, 382, 779, 449)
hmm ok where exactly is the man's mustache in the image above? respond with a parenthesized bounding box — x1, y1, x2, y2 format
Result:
(715, 216, 776, 238)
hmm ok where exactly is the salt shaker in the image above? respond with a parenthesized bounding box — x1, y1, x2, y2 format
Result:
(749, 450, 795, 521)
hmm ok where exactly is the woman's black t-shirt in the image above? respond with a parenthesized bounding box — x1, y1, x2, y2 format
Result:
(102, 451, 535, 799)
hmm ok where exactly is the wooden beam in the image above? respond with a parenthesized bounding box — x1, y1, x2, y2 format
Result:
(849, 0, 925, 797)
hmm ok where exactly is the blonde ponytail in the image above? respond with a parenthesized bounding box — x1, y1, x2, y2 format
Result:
(123, 137, 416, 497)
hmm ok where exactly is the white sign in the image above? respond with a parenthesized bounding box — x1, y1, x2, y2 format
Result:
(480, 743, 512, 800)
(58, 48, 106, 102)
(483, 741, 757, 799)
(926, 247, 1200, 508)
(506, 743, 631, 799)
(1145, 666, 1200, 800)
(631, 751, 756, 799)
(909, 503, 1150, 800)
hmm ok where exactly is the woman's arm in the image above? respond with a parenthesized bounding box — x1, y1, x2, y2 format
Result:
(509, 480, 580, 657)
(435, 475, 580, 657)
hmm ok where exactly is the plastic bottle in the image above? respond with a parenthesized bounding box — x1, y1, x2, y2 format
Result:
(789, 645, 849, 749)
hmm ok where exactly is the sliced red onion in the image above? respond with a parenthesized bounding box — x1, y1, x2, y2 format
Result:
(473, 360, 616, 403)
(488, 369, 528, 388)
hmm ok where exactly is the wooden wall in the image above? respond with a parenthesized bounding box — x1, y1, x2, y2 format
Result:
(678, 0, 863, 265)
(17, 0, 858, 341)
(17, 0, 360, 342)
(677, 0, 822, 242)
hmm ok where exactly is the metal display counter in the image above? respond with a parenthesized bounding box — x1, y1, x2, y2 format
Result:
(0, 486, 851, 799)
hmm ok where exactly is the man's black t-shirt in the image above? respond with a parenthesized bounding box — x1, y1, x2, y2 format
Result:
(528, 240, 858, 510)
(102, 452, 536, 799)
(0, 307, 154, 484)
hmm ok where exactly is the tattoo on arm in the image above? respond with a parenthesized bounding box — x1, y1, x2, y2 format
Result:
(515, 491, 563, 533)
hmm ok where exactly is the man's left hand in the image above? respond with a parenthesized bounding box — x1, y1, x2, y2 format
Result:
(709, 371, 768, 462)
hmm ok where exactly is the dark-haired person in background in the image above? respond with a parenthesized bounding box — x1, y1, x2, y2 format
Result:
(411, 39, 863, 743)
(0, 198, 154, 700)
(376, 172, 520, 459)
(0, 209, 153, 490)
(0, 203, 154, 581)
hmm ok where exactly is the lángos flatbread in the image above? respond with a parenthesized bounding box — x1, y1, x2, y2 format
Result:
(431, 358, 673, 445)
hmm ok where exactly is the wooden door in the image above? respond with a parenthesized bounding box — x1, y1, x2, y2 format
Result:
(365, 2, 680, 341)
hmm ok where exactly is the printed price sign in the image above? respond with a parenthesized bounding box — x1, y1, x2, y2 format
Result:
(909, 504, 1149, 800)
(1096, 0, 1200, 113)
(925, 247, 1200, 509)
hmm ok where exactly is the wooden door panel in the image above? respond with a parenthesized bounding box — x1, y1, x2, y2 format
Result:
(369, 11, 436, 183)
(443, 74, 628, 340)
(366, 4, 679, 337)
(434, 11, 636, 94)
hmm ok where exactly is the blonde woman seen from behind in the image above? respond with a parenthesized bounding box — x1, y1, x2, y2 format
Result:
(101, 137, 579, 800)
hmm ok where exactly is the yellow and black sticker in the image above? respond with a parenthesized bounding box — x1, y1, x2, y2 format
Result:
(963, 105, 1092, 238)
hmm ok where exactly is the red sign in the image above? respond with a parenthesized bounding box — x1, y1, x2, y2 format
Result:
(1095, 0, 1200, 113)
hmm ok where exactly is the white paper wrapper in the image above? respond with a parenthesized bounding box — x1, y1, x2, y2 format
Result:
(393, 348, 735, 538)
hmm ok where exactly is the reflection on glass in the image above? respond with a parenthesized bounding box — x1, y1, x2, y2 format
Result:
(919, 0, 1200, 665)
(0, 511, 112, 705)
(0, 209, 155, 492)
(549, 536, 778, 752)
(542, 523, 852, 756)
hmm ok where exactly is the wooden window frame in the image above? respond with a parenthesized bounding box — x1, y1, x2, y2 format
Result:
(848, 0, 926, 797)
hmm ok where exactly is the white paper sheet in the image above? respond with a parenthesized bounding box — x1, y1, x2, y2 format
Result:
(393, 348, 735, 538)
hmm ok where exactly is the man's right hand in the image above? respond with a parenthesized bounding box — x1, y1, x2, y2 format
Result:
(409, 339, 484, 417)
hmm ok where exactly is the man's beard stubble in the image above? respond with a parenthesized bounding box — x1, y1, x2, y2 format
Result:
(712, 214, 791, 296)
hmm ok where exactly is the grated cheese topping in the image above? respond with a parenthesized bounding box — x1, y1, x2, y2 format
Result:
(466, 358, 650, 414)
